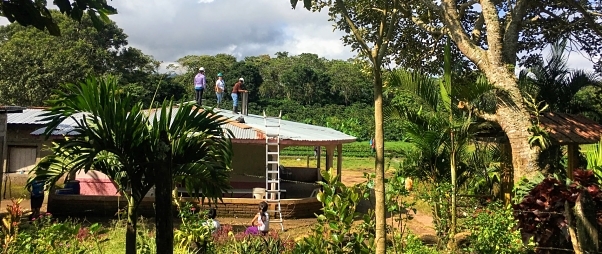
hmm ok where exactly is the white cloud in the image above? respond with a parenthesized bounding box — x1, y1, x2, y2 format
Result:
(0, 1, 597, 73)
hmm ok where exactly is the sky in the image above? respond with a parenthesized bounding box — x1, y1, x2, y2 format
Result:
(0, 0, 596, 73)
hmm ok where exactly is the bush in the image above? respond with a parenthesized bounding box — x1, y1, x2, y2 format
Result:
(401, 233, 440, 254)
(466, 202, 530, 254)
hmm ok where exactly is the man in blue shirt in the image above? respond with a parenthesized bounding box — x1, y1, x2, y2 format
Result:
(28, 180, 45, 220)
(194, 67, 207, 105)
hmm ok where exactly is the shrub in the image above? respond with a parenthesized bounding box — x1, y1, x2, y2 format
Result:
(513, 169, 602, 252)
(466, 202, 530, 254)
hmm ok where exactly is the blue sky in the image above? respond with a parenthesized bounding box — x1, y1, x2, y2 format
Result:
(0, 0, 595, 73)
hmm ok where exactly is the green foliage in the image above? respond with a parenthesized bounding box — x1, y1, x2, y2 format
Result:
(0, 11, 158, 106)
(173, 202, 215, 253)
(218, 235, 293, 254)
(400, 233, 440, 254)
(294, 170, 374, 254)
(465, 202, 530, 254)
(0, 0, 116, 36)
(524, 93, 551, 150)
(585, 138, 602, 182)
(2, 212, 107, 254)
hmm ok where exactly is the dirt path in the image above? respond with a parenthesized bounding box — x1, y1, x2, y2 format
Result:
(340, 169, 435, 236)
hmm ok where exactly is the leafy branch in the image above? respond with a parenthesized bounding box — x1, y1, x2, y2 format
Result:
(524, 93, 551, 150)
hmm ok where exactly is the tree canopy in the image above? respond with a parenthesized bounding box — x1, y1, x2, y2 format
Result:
(0, 10, 158, 106)
(0, 0, 116, 36)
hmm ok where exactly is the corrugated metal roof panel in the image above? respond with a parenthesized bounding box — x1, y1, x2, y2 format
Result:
(7, 108, 48, 124)
(215, 110, 356, 142)
(27, 106, 357, 143)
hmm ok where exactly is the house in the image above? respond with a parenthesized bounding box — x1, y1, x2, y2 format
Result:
(5, 106, 356, 218)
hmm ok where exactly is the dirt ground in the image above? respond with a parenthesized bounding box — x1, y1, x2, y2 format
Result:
(0, 169, 435, 238)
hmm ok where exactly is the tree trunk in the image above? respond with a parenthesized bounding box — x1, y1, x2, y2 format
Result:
(484, 70, 540, 183)
(126, 196, 138, 254)
(495, 97, 540, 183)
(156, 132, 174, 254)
(373, 66, 386, 254)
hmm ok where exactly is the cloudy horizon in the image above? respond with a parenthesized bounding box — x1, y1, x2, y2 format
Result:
(0, 0, 595, 73)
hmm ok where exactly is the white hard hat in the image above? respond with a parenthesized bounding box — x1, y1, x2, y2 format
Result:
(239, 78, 244, 82)
(199, 67, 205, 71)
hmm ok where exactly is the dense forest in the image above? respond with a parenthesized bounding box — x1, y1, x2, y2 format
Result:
(1, 11, 601, 142)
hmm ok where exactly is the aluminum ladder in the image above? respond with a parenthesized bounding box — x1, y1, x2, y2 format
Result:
(263, 110, 284, 231)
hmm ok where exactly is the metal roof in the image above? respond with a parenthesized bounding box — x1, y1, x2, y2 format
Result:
(7, 108, 48, 124)
(0, 106, 25, 113)
(214, 109, 356, 143)
(19, 106, 356, 144)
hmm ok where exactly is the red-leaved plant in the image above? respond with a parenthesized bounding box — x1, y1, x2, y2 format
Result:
(513, 169, 602, 253)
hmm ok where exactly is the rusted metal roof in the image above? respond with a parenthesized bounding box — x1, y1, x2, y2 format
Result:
(540, 112, 602, 144)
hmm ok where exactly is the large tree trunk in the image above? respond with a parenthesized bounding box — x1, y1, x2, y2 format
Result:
(155, 132, 174, 254)
(488, 72, 541, 183)
(373, 66, 386, 254)
(126, 196, 138, 254)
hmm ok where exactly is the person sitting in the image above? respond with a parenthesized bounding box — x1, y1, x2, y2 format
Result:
(245, 201, 269, 235)
(203, 208, 220, 233)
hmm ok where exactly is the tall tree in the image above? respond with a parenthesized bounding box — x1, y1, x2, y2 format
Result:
(293, 0, 602, 183)
(291, 1, 403, 252)
(0, 11, 157, 106)
(327, 59, 373, 105)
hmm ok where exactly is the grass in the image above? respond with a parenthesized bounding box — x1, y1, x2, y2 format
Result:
(281, 141, 413, 158)
(280, 156, 403, 171)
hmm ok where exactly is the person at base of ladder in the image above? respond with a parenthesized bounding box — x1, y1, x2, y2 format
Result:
(231, 77, 246, 114)
(194, 67, 206, 106)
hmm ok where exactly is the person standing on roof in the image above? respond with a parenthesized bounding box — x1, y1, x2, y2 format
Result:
(194, 67, 207, 105)
(231, 77, 246, 114)
(215, 72, 225, 109)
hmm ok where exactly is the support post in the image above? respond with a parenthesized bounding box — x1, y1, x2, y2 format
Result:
(316, 146, 322, 181)
(0, 113, 7, 199)
(325, 146, 335, 172)
(567, 144, 577, 180)
(336, 144, 342, 179)
(241, 91, 249, 116)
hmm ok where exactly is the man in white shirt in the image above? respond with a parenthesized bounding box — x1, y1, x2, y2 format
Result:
(215, 73, 225, 109)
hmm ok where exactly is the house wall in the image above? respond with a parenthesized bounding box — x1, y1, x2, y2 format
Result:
(2, 124, 57, 199)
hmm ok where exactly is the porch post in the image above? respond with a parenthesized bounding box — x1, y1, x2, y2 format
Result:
(567, 144, 576, 180)
(336, 144, 342, 178)
(0, 113, 5, 199)
(325, 146, 335, 172)
(316, 146, 322, 181)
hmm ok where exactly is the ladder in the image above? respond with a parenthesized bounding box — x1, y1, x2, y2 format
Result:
(263, 110, 284, 231)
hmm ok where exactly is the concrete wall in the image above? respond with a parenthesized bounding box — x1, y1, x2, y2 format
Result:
(2, 124, 56, 199)
(48, 195, 322, 219)
(231, 143, 265, 181)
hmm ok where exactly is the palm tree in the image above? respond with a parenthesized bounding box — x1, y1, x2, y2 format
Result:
(27, 76, 232, 254)
(519, 39, 602, 175)
(519, 39, 601, 117)
(386, 41, 499, 244)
